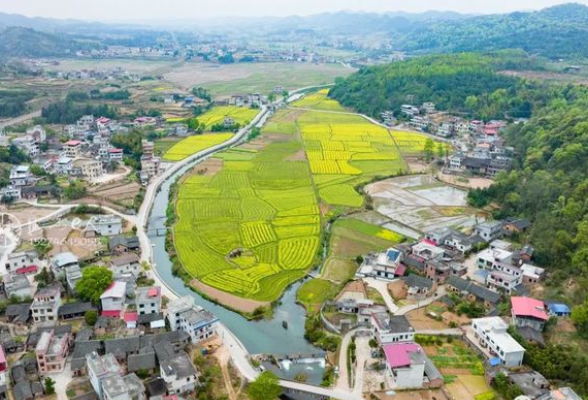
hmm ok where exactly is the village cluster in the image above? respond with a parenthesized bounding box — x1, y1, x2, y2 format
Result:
(0, 114, 170, 202)
(0, 224, 220, 400)
(319, 216, 579, 399)
(382, 102, 517, 179)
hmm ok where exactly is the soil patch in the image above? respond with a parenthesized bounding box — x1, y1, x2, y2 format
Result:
(286, 150, 307, 161)
(191, 280, 269, 313)
(405, 308, 448, 330)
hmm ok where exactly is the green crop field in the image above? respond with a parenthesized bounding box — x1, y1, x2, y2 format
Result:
(163, 133, 233, 161)
(173, 93, 437, 303)
(196, 106, 259, 130)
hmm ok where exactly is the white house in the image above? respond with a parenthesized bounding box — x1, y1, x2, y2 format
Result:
(55, 157, 73, 175)
(371, 313, 415, 344)
(31, 286, 62, 323)
(4, 250, 39, 275)
(100, 281, 127, 318)
(10, 165, 31, 187)
(74, 158, 104, 179)
(135, 286, 161, 315)
(166, 296, 218, 343)
(86, 352, 123, 400)
(160, 351, 199, 394)
(110, 253, 141, 278)
(89, 215, 123, 236)
(383, 342, 443, 389)
(471, 317, 525, 368)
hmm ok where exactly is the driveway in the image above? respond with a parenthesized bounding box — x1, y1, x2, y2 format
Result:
(50, 359, 72, 400)
(352, 336, 370, 396)
(335, 329, 356, 392)
(363, 278, 399, 313)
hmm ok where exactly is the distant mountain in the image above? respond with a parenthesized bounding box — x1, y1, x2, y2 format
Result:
(394, 3, 588, 58)
(0, 27, 103, 57)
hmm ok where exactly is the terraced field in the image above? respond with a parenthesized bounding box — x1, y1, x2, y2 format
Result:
(173, 92, 438, 304)
(163, 133, 234, 161)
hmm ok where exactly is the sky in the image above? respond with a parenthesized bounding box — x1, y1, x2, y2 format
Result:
(0, 0, 586, 21)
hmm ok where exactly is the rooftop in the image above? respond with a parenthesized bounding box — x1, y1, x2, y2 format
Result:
(511, 297, 548, 321)
(100, 281, 127, 300)
(136, 286, 161, 304)
(372, 313, 413, 334)
(111, 253, 140, 267)
(472, 317, 525, 353)
(167, 296, 194, 315)
(160, 351, 197, 379)
(51, 252, 78, 267)
(383, 342, 422, 369)
(85, 352, 121, 377)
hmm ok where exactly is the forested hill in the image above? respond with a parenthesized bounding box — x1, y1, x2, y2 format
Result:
(0, 27, 103, 57)
(395, 3, 588, 59)
(329, 52, 546, 120)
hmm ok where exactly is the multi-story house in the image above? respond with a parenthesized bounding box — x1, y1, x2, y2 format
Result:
(110, 253, 141, 278)
(102, 373, 145, 400)
(31, 286, 62, 323)
(36, 328, 72, 373)
(12, 135, 39, 158)
(371, 312, 415, 344)
(475, 221, 503, 242)
(89, 215, 122, 236)
(100, 281, 127, 318)
(63, 140, 83, 158)
(160, 351, 199, 395)
(511, 297, 549, 332)
(176, 307, 218, 344)
(55, 157, 73, 175)
(135, 287, 161, 315)
(471, 316, 525, 368)
(4, 250, 39, 275)
(383, 342, 443, 389)
(166, 296, 218, 344)
(166, 296, 193, 332)
(87, 352, 123, 399)
(10, 165, 32, 187)
(74, 158, 104, 179)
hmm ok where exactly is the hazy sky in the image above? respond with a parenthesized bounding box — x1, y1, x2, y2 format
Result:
(0, 0, 586, 21)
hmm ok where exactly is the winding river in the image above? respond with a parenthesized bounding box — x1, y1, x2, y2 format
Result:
(148, 154, 324, 382)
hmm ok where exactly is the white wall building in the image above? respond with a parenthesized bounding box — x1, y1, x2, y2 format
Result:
(471, 317, 525, 368)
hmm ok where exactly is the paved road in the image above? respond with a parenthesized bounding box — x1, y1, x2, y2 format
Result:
(335, 329, 356, 392)
(363, 277, 399, 313)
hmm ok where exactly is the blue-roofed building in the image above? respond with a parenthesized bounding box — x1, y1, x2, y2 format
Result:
(547, 302, 571, 317)
(386, 249, 400, 263)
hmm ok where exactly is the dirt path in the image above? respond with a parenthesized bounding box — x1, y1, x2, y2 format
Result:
(191, 280, 269, 313)
(215, 346, 238, 400)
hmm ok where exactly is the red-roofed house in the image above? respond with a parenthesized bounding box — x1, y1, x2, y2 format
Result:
(108, 148, 123, 162)
(383, 342, 443, 389)
(100, 281, 127, 318)
(124, 311, 138, 329)
(511, 296, 548, 332)
(63, 140, 82, 158)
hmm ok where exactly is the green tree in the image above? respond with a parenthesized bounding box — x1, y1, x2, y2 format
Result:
(34, 267, 55, 288)
(44, 378, 56, 395)
(75, 266, 114, 304)
(247, 371, 281, 400)
(423, 138, 434, 162)
(571, 300, 588, 337)
(84, 310, 98, 326)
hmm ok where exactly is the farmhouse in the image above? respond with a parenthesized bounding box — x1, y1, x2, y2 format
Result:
(511, 297, 549, 332)
(471, 317, 525, 368)
(371, 313, 415, 344)
(100, 281, 127, 318)
(383, 342, 443, 389)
